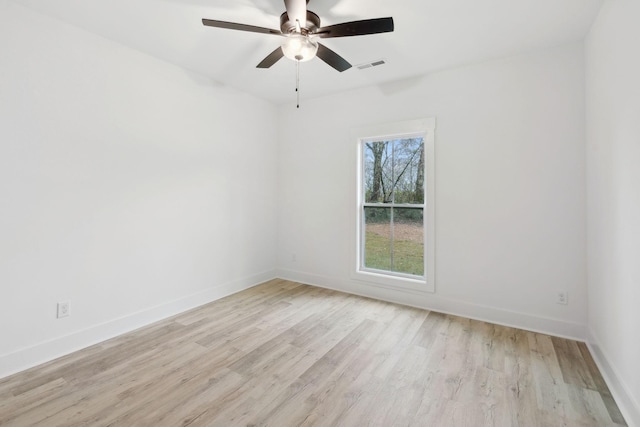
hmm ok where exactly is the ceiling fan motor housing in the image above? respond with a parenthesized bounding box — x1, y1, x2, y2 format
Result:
(280, 11, 321, 34)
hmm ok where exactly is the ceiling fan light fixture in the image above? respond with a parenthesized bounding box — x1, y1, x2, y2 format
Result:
(281, 34, 318, 62)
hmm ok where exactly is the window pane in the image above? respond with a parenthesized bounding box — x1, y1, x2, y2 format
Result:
(364, 207, 391, 271)
(392, 138, 424, 204)
(363, 141, 391, 203)
(363, 138, 424, 204)
(391, 208, 424, 276)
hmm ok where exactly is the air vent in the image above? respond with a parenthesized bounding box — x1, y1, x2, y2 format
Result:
(357, 59, 386, 70)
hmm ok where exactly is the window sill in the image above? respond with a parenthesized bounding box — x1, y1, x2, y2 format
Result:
(352, 269, 434, 294)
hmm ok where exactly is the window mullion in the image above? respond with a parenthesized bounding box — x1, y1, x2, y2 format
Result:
(390, 141, 395, 271)
(390, 206, 394, 272)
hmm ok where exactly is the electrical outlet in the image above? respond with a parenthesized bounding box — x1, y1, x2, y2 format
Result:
(556, 291, 568, 305)
(57, 301, 70, 318)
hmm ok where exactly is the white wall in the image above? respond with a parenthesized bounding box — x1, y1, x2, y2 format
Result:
(278, 43, 587, 339)
(586, 0, 640, 424)
(0, 1, 278, 377)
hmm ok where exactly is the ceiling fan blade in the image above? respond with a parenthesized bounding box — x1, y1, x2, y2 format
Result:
(316, 43, 351, 72)
(315, 17, 394, 38)
(202, 19, 283, 36)
(257, 47, 285, 68)
(284, 0, 307, 28)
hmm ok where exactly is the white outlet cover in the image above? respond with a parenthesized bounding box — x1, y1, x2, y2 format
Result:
(57, 302, 70, 318)
(556, 291, 568, 305)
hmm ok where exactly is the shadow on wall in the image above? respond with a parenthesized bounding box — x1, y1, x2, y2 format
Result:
(377, 75, 425, 97)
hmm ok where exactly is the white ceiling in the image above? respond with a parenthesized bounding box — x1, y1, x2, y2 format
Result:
(15, 0, 603, 105)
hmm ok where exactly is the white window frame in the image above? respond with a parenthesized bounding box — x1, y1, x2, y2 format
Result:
(352, 118, 435, 293)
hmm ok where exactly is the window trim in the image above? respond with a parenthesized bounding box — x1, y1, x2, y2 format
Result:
(352, 118, 436, 293)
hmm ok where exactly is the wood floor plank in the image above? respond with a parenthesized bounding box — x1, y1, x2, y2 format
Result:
(552, 336, 598, 390)
(576, 341, 627, 425)
(504, 329, 541, 426)
(245, 319, 379, 427)
(365, 344, 431, 426)
(529, 332, 577, 419)
(412, 311, 448, 349)
(0, 280, 627, 426)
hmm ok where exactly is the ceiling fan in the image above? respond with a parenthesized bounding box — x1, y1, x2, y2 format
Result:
(202, 0, 394, 72)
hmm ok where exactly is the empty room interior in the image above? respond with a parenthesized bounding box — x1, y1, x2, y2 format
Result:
(1, 0, 639, 425)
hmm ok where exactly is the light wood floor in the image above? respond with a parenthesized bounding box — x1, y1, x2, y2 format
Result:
(0, 279, 627, 426)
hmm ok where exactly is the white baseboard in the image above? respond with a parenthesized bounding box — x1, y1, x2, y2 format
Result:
(0, 270, 277, 380)
(587, 329, 640, 427)
(277, 268, 586, 341)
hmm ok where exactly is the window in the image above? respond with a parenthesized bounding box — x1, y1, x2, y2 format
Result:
(353, 118, 435, 292)
(362, 137, 425, 276)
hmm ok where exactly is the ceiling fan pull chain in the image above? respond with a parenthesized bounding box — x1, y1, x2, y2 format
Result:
(296, 59, 300, 108)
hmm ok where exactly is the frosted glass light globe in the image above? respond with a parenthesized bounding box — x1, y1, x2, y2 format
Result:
(281, 34, 318, 62)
